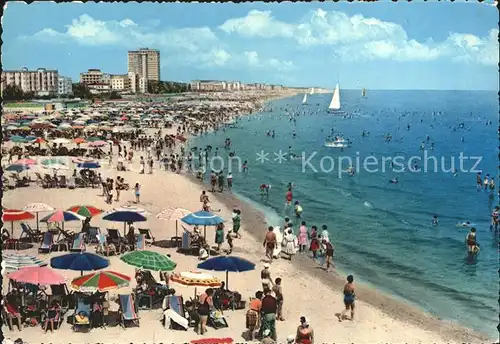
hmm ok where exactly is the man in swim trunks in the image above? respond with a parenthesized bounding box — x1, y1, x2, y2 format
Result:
(338, 275, 355, 322)
(322, 239, 334, 270)
(476, 172, 482, 190)
(263, 226, 277, 263)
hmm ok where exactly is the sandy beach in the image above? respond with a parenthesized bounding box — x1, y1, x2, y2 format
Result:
(1, 92, 493, 344)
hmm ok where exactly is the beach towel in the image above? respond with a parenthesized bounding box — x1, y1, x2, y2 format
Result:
(39, 232, 54, 253)
(163, 308, 189, 330)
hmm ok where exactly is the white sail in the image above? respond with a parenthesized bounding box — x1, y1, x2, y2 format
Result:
(310, 87, 314, 95)
(328, 83, 341, 110)
(361, 88, 366, 97)
(302, 93, 307, 104)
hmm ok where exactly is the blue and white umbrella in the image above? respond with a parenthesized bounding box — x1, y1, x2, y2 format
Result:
(77, 162, 101, 169)
(181, 211, 224, 238)
(2, 252, 47, 274)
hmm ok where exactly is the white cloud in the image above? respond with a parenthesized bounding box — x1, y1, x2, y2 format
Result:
(220, 9, 498, 66)
(242, 51, 294, 71)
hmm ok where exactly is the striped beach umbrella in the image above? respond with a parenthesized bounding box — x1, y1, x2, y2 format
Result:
(120, 251, 177, 271)
(67, 205, 103, 218)
(40, 210, 85, 223)
(71, 270, 131, 292)
(170, 271, 222, 288)
(156, 207, 191, 237)
(13, 158, 37, 166)
(2, 252, 47, 273)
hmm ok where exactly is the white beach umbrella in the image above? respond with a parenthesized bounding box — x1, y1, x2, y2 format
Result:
(42, 164, 69, 170)
(52, 138, 71, 144)
(111, 205, 151, 216)
(2, 252, 47, 274)
(58, 122, 73, 130)
(23, 202, 54, 230)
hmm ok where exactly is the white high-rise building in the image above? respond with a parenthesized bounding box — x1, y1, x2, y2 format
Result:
(1, 67, 59, 95)
(58, 76, 73, 95)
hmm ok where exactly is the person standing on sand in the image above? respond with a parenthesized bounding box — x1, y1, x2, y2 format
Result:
(134, 183, 141, 204)
(263, 226, 277, 262)
(298, 221, 309, 253)
(232, 209, 241, 238)
(215, 223, 225, 252)
(272, 278, 284, 321)
(261, 263, 274, 292)
(309, 226, 320, 258)
(139, 156, 145, 174)
(246, 291, 263, 341)
(338, 275, 355, 322)
(322, 239, 334, 270)
(295, 316, 314, 344)
(210, 171, 217, 192)
(260, 289, 278, 341)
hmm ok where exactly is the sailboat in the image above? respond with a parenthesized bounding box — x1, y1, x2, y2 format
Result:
(361, 88, 366, 97)
(310, 87, 314, 95)
(302, 93, 308, 104)
(327, 83, 341, 112)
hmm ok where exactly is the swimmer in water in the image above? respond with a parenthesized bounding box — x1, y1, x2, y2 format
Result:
(260, 184, 271, 197)
(452, 169, 458, 177)
(461, 221, 472, 227)
(389, 176, 399, 184)
(242, 160, 248, 173)
(432, 215, 438, 226)
(294, 201, 303, 218)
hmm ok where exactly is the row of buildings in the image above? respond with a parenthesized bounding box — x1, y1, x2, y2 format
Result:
(189, 80, 286, 92)
(1, 67, 73, 96)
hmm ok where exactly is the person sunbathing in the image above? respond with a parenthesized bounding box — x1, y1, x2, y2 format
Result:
(75, 311, 89, 325)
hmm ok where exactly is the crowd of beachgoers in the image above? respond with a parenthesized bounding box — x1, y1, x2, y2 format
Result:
(1, 90, 490, 344)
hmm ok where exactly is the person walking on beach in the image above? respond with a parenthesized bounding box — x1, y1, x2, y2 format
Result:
(139, 156, 145, 174)
(260, 289, 278, 341)
(210, 171, 217, 192)
(338, 275, 355, 322)
(309, 226, 320, 258)
(232, 209, 241, 238)
(263, 226, 277, 263)
(261, 263, 274, 292)
(148, 156, 154, 174)
(215, 223, 225, 252)
(322, 239, 334, 270)
(273, 278, 284, 321)
(283, 227, 297, 261)
(134, 183, 141, 204)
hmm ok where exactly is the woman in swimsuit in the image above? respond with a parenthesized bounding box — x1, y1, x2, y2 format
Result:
(338, 275, 355, 322)
(295, 316, 314, 344)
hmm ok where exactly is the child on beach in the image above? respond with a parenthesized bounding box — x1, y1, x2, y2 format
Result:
(134, 183, 141, 203)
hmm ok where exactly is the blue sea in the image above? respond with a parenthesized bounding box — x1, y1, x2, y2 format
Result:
(192, 90, 498, 338)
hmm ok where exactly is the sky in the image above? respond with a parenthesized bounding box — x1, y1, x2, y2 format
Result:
(3, 1, 498, 90)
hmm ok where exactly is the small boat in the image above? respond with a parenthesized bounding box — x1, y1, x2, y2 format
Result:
(302, 93, 307, 104)
(361, 88, 366, 97)
(324, 136, 351, 148)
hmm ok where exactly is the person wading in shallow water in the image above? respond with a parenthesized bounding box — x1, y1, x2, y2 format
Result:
(263, 226, 277, 263)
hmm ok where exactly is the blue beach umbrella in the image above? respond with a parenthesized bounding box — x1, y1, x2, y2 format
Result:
(77, 162, 101, 169)
(197, 256, 255, 288)
(103, 210, 148, 235)
(181, 210, 224, 238)
(9, 135, 28, 143)
(50, 252, 109, 276)
(5, 164, 30, 173)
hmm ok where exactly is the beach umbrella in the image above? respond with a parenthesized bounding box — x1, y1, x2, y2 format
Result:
(42, 163, 69, 171)
(6, 125, 19, 131)
(112, 205, 151, 216)
(2, 252, 47, 273)
(32, 137, 47, 145)
(51, 138, 71, 144)
(157, 207, 191, 238)
(102, 210, 148, 236)
(67, 205, 103, 218)
(58, 123, 73, 130)
(86, 136, 103, 142)
(23, 202, 54, 231)
(9, 135, 29, 143)
(50, 252, 109, 276)
(9, 266, 65, 286)
(18, 126, 31, 131)
(73, 137, 87, 144)
(77, 161, 101, 169)
(170, 271, 222, 288)
(41, 158, 67, 166)
(40, 210, 86, 231)
(190, 338, 233, 344)
(197, 256, 255, 289)
(2, 209, 35, 236)
(89, 140, 107, 147)
(181, 211, 224, 238)
(176, 135, 187, 142)
(5, 164, 30, 173)
(120, 251, 177, 271)
(13, 158, 37, 166)
(70, 270, 131, 293)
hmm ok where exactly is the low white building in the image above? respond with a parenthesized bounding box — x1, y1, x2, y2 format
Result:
(88, 83, 111, 94)
(110, 74, 130, 91)
(58, 76, 73, 95)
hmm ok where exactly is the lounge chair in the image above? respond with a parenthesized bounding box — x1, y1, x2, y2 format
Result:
(58, 175, 68, 188)
(86, 227, 100, 244)
(70, 233, 86, 252)
(136, 234, 146, 250)
(107, 228, 126, 253)
(177, 230, 200, 255)
(138, 228, 155, 246)
(72, 294, 92, 332)
(118, 294, 139, 328)
(163, 295, 189, 330)
(49, 284, 73, 311)
(42, 304, 63, 331)
(34, 172, 44, 186)
(38, 232, 54, 253)
(207, 310, 229, 329)
(95, 234, 116, 256)
(20, 222, 43, 243)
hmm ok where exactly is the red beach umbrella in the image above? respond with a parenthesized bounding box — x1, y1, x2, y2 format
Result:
(176, 135, 187, 142)
(32, 137, 47, 144)
(2, 209, 35, 236)
(9, 266, 65, 286)
(73, 137, 87, 144)
(13, 158, 37, 166)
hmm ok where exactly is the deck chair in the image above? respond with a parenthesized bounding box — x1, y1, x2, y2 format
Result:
(72, 295, 92, 332)
(177, 230, 199, 255)
(20, 222, 43, 243)
(95, 234, 116, 256)
(138, 228, 155, 246)
(136, 234, 146, 250)
(38, 232, 54, 253)
(207, 310, 229, 329)
(70, 233, 86, 252)
(164, 295, 189, 330)
(49, 284, 73, 311)
(34, 172, 44, 186)
(58, 175, 68, 188)
(118, 294, 140, 328)
(107, 228, 126, 253)
(86, 227, 100, 244)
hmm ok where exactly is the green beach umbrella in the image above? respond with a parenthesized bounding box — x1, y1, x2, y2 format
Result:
(86, 136, 103, 142)
(41, 158, 67, 166)
(71, 270, 131, 293)
(9, 136, 29, 143)
(120, 251, 177, 271)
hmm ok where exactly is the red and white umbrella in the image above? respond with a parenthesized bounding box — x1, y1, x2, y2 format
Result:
(23, 202, 54, 231)
(13, 158, 37, 166)
(2, 209, 35, 236)
(156, 207, 191, 237)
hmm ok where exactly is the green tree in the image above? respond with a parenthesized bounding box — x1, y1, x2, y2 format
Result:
(3, 84, 25, 101)
(72, 83, 92, 99)
(109, 91, 122, 99)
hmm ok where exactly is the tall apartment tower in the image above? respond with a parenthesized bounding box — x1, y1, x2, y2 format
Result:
(127, 48, 160, 82)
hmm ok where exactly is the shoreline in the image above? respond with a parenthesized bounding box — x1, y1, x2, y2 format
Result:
(182, 94, 492, 343)
(185, 173, 492, 343)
